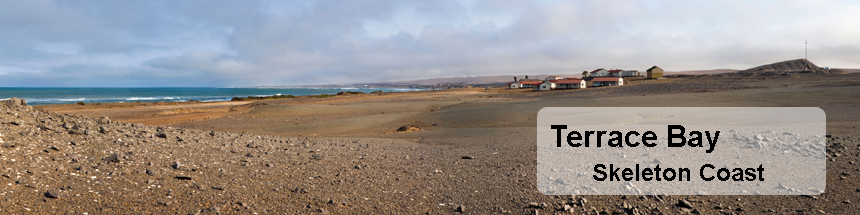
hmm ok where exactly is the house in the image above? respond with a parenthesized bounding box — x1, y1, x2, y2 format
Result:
(590, 68, 610, 77)
(538, 81, 555, 91)
(545, 76, 563, 81)
(554, 78, 586, 89)
(507, 82, 521, 89)
(590, 77, 624, 87)
(620, 70, 640, 77)
(519, 81, 542, 89)
(538, 78, 587, 91)
(608, 69, 641, 77)
(647, 66, 663, 79)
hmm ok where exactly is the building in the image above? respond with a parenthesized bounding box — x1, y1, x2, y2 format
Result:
(554, 78, 586, 89)
(647, 66, 663, 79)
(590, 68, 610, 77)
(507, 82, 520, 89)
(519, 81, 542, 89)
(538, 78, 587, 91)
(620, 70, 640, 77)
(538, 81, 555, 91)
(544, 76, 563, 81)
(590, 77, 624, 87)
(596, 68, 641, 77)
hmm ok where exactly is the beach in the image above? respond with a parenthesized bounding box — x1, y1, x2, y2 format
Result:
(1, 72, 858, 213)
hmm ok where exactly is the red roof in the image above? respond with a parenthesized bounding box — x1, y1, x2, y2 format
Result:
(591, 77, 622, 82)
(520, 81, 542, 85)
(590, 68, 605, 73)
(553, 79, 584, 84)
(608, 69, 622, 73)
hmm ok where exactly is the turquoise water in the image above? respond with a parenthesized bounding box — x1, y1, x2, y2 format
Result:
(0, 87, 425, 105)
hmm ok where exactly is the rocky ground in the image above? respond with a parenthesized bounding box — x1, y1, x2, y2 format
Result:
(6, 73, 860, 214)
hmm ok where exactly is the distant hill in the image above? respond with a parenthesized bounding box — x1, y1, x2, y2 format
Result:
(665, 69, 738, 75)
(739, 59, 848, 74)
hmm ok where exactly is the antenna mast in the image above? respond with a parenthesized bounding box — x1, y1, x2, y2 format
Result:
(805, 40, 807, 59)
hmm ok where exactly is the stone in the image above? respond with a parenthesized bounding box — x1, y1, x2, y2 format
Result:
(461, 156, 475, 159)
(455, 205, 464, 212)
(45, 190, 59, 198)
(3, 98, 26, 108)
(103, 154, 120, 163)
(312, 154, 324, 160)
(155, 133, 167, 138)
(676, 200, 693, 209)
(96, 117, 111, 125)
(175, 176, 192, 180)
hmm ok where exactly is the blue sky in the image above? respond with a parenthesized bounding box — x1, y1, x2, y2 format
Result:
(1, 0, 858, 87)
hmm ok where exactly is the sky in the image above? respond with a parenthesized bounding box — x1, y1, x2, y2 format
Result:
(1, 0, 859, 87)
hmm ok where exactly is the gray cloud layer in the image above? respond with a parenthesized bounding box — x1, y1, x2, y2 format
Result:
(1, 0, 858, 87)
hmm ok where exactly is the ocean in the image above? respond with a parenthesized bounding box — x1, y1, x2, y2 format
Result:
(0, 87, 425, 105)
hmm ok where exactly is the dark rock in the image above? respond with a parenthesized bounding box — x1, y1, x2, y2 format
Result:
(396, 125, 421, 132)
(171, 161, 182, 169)
(146, 169, 156, 176)
(455, 205, 464, 213)
(312, 154, 324, 160)
(175, 176, 192, 180)
(155, 132, 167, 138)
(45, 190, 59, 198)
(103, 154, 120, 163)
(676, 199, 694, 209)
(461, 156, 475, 159)
(211, 186, 225, 191)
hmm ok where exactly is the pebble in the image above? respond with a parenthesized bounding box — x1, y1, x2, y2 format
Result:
(461, 156, 475, 159)
(312, 154, 324, 160)
(45, 191, 60, 198)
(175, 176, 192, 180)
(455, 205, 464, 213)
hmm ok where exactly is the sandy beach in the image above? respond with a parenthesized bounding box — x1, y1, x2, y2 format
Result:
(0, 72, 857, 214)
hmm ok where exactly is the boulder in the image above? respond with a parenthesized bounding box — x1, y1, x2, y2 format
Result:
(2, 98, 26, 108)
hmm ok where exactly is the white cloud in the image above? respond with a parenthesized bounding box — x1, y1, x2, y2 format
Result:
(0, 0, 858, 87)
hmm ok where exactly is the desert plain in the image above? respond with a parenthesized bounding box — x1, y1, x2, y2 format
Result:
(1, 72, 859, 214)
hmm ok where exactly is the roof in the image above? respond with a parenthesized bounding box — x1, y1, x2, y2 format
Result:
(648, 66, 662, 71)
(553, 79, 584, 84)
(590, 68, 606, 73)
(591, 77, 622, 82)
(520, 81, 542, 85)
(608, 69, 622, 73)
(507, 82, 516, 86)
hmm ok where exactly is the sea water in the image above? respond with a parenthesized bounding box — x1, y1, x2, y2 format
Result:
(0, 87, 425, 105)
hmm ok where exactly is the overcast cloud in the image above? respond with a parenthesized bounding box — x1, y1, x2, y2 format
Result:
(1, 0, 858, 87)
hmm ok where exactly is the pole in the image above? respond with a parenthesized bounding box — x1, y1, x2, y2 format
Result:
(805, 40, 807, 59)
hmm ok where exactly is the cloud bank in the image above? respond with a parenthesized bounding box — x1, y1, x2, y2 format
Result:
(1, 0, 858, 87)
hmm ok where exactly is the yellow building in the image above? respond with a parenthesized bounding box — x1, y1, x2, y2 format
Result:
(647, 66, 663, 79)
